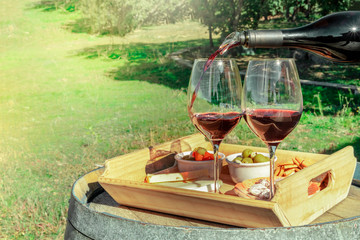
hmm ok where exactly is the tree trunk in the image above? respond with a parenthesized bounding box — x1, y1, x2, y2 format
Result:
(285, 8, 289, 21)
(231, 0, 243, 32)
(291, 6, 299, 22)
(305, 0, 311, 19)
(208, 25, 214, 48)
(229, 0, 237, 31)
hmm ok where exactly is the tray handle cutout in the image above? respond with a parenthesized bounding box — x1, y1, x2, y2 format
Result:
(308, 170, 332, 197)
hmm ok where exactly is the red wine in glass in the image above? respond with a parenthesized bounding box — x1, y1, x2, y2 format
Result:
(245, 109, 302, 144)
(192, 112, 242, 146)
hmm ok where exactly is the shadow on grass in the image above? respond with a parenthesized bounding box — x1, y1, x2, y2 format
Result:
(31, 0, 77, 12)
(63, 18, 126, 35)
(63, 17, 92, 34)
(75, 40, 209, 90)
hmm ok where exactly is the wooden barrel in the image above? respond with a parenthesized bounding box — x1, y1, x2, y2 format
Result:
(65, 166, 360, 240)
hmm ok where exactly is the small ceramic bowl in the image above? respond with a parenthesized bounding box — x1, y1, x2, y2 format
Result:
(175, 151, 226, 178)
(226, 152, 277, 183)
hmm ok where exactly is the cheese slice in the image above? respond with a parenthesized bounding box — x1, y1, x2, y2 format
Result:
(145, 169, 209, 183)
(155, 180, 222, 193)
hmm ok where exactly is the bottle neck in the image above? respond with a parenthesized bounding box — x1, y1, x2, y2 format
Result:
(244, 30, 283, 48)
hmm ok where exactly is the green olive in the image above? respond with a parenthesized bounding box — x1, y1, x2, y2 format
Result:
(233, 156, 243, 164)
(250, 151, 257, 159)
(253, 154, 270, 163)
(194, 147, 207, 155)
(242, 149, 253, 158)
(241, 157, 253, 164)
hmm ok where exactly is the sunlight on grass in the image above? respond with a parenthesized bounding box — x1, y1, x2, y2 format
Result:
(0, 3, 208, 238)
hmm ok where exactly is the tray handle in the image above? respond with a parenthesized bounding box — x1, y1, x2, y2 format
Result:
(273, 146, 356, 226)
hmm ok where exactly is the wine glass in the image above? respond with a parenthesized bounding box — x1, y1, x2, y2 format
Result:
(187, 58, 243, 193)
(242, 59, 303, 200)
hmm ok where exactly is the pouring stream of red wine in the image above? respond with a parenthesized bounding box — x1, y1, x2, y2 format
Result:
(188, 34, 240, 112)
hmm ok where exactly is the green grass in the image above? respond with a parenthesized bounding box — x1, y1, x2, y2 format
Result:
(0, 1, 359, 239)
(0, 2, 204, 238)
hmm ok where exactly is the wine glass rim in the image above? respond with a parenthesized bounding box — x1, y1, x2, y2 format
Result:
(248, 58, 296, 62)
(194, 58, 237, 62)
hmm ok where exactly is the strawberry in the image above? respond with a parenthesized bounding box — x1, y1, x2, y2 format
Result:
(203, 151, 214, 160)
(194, 151, 204, 161)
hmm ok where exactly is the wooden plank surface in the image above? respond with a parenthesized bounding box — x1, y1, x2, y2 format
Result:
(312, 185, 360, 223)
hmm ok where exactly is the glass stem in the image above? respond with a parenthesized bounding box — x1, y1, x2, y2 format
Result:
(268, 143, 279, 200)
(212, 140, 222, 193)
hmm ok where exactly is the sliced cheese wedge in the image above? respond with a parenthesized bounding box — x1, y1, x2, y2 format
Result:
(145, 169, 209, 183)
(155, 180, 222, 193)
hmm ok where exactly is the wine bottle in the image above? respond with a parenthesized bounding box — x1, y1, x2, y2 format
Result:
(220, 11, 360, 63)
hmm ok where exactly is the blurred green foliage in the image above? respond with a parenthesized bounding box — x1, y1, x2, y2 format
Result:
(43, 0, 353, 41)
(34, 0, 80, 12)
(78, 0, 190, 36)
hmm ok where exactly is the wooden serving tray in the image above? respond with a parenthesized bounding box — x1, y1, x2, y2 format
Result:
(98, 134, 357, 228)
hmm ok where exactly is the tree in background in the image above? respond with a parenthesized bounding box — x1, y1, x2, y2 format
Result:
(190, 0, 273, 47)
(136, 0, 190, 25)
(78, 0, 190, 36)
(278, 0, 351, 22)
(316, 0, 351, 16)
(79, 0, 134, 36)
(240, 0, 271, 29)
(190, 0, 229, 48)
(49, 0, 352, 43)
